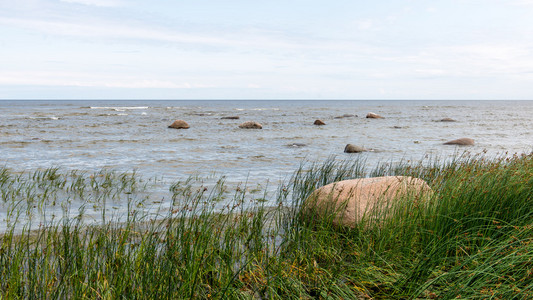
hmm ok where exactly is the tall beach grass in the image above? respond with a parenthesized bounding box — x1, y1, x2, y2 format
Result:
(0, 152, 532, 299)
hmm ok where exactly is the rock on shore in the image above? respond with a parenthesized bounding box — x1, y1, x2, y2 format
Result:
(304, 176, 433, 228)
(238, 121, 263, 129)
(443, 138, 474, 145)
(168, 120, 190, 129)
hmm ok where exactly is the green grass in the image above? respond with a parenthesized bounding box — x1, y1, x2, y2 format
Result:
(0, 152, 532, 299)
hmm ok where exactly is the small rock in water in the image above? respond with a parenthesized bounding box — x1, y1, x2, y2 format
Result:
(334, 114, 356, 119)
(238, 121, 262, 129)
(344, 144, 366, 153)
(189, 113, 211, 116)
(314, 119, 326, 125)
(440, 118, 457, 122)
(168, 120, 190, 129)
(287, 143, 307, 148)
(393, 126, 403, 129)
(366, 112, 384, 119)
(221, 116, 240, 120)
(443, 138, 474, 146)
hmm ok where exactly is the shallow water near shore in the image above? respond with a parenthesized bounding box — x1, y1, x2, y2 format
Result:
(1, 100, 532, 231)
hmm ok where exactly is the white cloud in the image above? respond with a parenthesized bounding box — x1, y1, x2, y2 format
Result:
(356, 20, 375, 31)
(59, 0, 123, 7)
(0, 15, 379, 58)
(380, 42, 533, 80)
(0, 71, 213, 89)
(506, 0, 533, 6)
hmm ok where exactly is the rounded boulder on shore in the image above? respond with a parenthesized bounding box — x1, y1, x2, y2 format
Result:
(168, 120, 190, 129)
(304, 176, 433, 228)
(238, 121, 263, 129)
(444, 138, 474, 146)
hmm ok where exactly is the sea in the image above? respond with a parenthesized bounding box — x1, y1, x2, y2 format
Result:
(1, 100, 532, 231)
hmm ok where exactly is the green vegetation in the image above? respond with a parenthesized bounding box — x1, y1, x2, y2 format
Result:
(0, 152, 532, 299)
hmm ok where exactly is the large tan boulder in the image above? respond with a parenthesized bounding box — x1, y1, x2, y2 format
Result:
(304, 176, 432, 228)
(168, 120, 190, 129)
(443, 138, 474, 145)
(366, 112, 384, 119)
(239, 121, 262, 129)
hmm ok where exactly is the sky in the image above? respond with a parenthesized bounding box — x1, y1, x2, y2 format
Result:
(1, 0, 533, 100)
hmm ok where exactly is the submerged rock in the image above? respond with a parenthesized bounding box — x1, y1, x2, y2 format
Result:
(366, 112, 384, 119)
(314, 119, 326, 125)
(238, 121, 262, 129)
(334, 114, 356, 119)
(304, 176, 433, 228)
(189, 113, 211, 116)
(344, 144, 366, 153)
(286, 143, 307, 148)
(443, 138, 474, 146)
(440, 118, 457, 122)
(168, 120, 190, 129)
(221, 116, 240, 120)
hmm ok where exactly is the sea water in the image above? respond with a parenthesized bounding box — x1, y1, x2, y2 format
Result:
(1, 100, 532, 231)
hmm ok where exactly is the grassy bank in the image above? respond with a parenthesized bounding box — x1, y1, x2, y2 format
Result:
(1, 153, 532, 299)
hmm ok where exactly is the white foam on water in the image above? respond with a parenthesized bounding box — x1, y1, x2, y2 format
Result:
(90, 106, 149, 111)
(29, 116, 60, 120)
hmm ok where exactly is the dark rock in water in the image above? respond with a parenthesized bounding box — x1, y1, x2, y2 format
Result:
(314, 119, 326, 125)
(221, 116, 240, 120)
(440, 118, 457, 122)
(188, 113, 211, 116)
(443, 138, 474, 146)
(168, 120, 190, 129)
(238, 121, 262, 129)
(334, 114, 356, 119)
(393, 126, 403, 129)
(344, 144, 366, 153)
(366, 112, 384, 119)
(287, 143, 307, 148)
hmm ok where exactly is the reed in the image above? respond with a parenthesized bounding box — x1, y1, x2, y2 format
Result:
(0, 152, 531, 299)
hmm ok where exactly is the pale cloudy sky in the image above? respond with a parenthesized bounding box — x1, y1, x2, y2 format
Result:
(1, 0, 533, 99)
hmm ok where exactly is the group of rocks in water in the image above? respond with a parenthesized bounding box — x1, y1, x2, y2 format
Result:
(168, 117, 262, 130)
(168, 112, 474, 151)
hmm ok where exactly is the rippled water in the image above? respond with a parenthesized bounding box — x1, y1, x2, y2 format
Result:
(1, 100, 532, 180)
(1, 100, 532, 230)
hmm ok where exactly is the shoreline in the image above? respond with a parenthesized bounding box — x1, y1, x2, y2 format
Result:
(1, 153, 532, 298)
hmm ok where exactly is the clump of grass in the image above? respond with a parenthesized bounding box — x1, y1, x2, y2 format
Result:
(0, 152, 532, 298)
